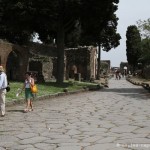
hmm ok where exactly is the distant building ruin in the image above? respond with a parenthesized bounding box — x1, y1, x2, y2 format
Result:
(65, 46, 97, 81)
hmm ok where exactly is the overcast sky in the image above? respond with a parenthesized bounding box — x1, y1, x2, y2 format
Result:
(101, 0, 150, 67)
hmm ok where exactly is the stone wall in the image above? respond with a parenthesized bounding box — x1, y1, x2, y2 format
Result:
(0, 40, 57, 81)
(65, 46, 97, 80)
(29, 58, 54, 81)
(28, 44, 57, 82)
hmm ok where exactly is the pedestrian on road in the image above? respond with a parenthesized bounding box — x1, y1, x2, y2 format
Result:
(119, 72, 121, 80)
(115, 70, 119, 80)
(0, 65, 8, 117)
(22, 72, 34, 112)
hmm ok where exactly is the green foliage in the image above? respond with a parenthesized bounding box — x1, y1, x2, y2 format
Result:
(80, 0, 121, 52)
(0, 0, 34, 44)
(6, 81, 24, 101)
(136, 18, 150, 66)
(138, 38, 150, 65)
(137, 18, 150, 39)
(65, 21, 81, 47)
(126, 25, 142, 70)
(100, 62, 109, 72)
(100, 25, 121, 52)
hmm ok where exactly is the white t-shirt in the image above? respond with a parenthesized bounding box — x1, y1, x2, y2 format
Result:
(25, 79, 32, 88)
(0, 72, 8, 90)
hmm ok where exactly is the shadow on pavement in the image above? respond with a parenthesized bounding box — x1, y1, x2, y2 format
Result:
(100, 88, 150, 100)
(101, 88, 144, 93)
(7, 109, 24, 113)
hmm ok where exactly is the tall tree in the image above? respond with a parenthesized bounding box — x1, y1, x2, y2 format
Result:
(138, 38, 150, 66)
(136, 18, 150, 66)
(79, 0, 121, 79)
(95, 22, 121, 78)
(126, 25, 141, 71)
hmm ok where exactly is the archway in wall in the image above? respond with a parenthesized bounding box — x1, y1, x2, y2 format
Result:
(6, 50, 22, 81)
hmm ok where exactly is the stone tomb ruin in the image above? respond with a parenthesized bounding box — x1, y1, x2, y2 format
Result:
(0, 40, 97, 82)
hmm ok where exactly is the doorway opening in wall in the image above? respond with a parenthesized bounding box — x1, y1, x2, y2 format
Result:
(6, 50, 21, 81)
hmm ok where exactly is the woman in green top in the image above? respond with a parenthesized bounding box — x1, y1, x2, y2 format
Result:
(22, 72, 34, 112)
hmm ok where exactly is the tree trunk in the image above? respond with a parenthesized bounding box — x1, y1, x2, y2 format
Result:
(56, 19, 65, 84)
(96, 43, 101, 80)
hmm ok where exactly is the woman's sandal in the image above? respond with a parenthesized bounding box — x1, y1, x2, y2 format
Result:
(24, 109, 29, 113)
(29, 108, 33, 112)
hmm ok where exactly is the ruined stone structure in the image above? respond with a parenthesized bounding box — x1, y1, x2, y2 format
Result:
(0, 40, 57, 81)
(27, 43, 57, 81)
(0, 40, 29, 81)
(65, 46, 97, 80)
(0, 40, 97, 81)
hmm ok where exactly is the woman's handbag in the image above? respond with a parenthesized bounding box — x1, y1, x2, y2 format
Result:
(30, 84, 38, 93)
(6, 82, 10, 92)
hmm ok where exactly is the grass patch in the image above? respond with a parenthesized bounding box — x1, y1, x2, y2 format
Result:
(6, 80, 98, 102)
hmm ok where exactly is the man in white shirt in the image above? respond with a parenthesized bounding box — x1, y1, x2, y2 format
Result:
(0, 66, 8, 117)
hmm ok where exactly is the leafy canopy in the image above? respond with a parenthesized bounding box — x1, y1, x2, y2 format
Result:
(137, 18, 150, 39)
(0, 0, 120, 83)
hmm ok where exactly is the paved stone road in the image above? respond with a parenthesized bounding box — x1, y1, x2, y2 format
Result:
(0, 78, 150, 150)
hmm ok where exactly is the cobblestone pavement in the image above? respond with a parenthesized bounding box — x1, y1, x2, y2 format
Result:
(0, 78, 150, 150)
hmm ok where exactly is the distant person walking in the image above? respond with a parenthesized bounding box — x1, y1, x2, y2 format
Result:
(22, 72, 34, 112)
(0, 66, 8, 117)
(115, 70, 119, 80)
(115, 70, 121, 80)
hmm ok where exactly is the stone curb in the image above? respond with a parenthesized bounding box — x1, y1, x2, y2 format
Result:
(126, 77, 142, 86)
(141, 83, 150, 91)
(126, 77, 150, 91)
(6, 86, 103, 107)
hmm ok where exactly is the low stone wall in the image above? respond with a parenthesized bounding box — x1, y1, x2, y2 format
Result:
(126, 76, 150, 92)
(6, 84, 103, 107)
